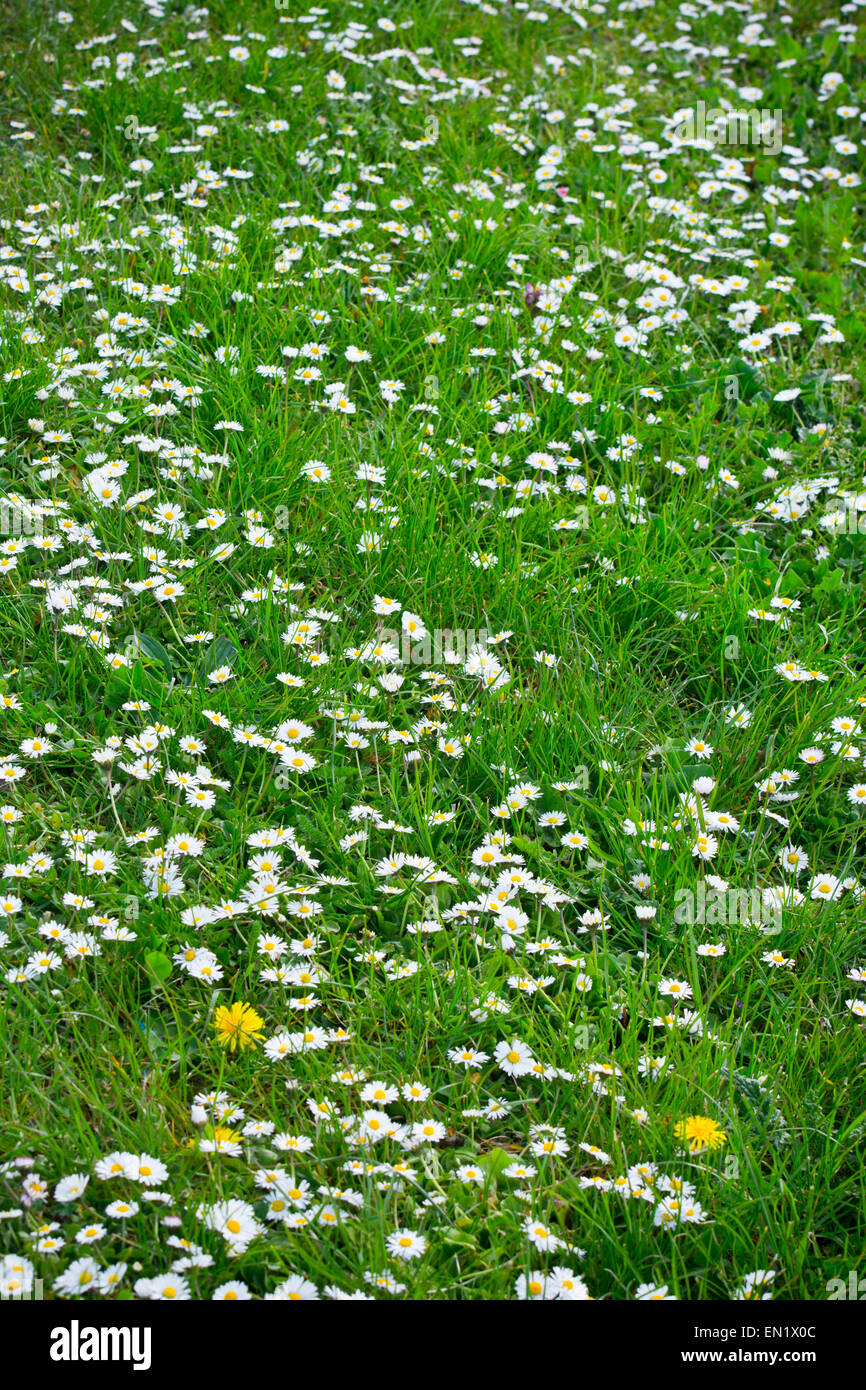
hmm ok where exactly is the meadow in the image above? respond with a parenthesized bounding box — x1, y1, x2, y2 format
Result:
(0, 0, 864, 1302)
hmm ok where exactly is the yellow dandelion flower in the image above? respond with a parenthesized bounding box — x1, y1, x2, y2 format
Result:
(212, 1001, 265, 1052)
(673, 1115, 727, 1154)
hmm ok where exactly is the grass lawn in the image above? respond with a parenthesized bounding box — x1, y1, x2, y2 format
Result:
(0, 0, 864, 1303)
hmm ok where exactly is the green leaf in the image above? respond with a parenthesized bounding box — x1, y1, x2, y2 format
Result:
(510, 834, 542, 859)
(477, 1146, 516, 1179)
(144, 949, 172, 982)
(137, 632, 173, 674)
(814, 568, 843, 596)
(200, 635, 239, 677)
(441, 1226, 479, 1250)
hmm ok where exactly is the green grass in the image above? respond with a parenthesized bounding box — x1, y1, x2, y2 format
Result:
(0, 0, 864, 1303)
